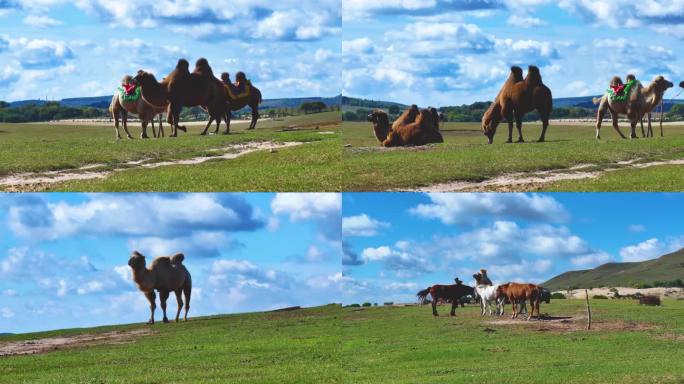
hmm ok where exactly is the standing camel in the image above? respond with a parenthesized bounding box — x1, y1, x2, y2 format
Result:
(482, 66, 524, 144)
(128, 251, 191, 324)
(482, 66, 552, 144)
(640, 76, 673, 137)
(593, 76, 644, 139)
(212, 72, 262, 134)
(110, 75, 167, 139)
(132, 58, 226, 137)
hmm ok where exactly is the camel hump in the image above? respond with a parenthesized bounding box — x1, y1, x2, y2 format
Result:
(151, 256, 172, 268)
(510, 66, 523, 81)
(194, 57, 214, 77)
(171, 253, 185, 265)
(177, 59, 189, 71)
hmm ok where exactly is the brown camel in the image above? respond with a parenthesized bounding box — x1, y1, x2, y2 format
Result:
(128, 251, 191, 324)
(482, 66, 523, 144)
(593, 75, 646, 139)
(367, 105, 443, 147)
(132, 58, 226, 137)
(640, 76, 673, 137)
(218, 72, 263, 133)
(110, 75, 167, 139)
(482, 65, 552, 144)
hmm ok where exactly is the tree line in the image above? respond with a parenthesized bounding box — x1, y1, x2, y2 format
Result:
(0, 101, 107, 123)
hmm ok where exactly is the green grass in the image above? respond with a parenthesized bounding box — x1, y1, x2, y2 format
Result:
(545, 164, 684, 191)
(0, 112, 341, 192)
(0, 305, 342, 384)
(342, 121, 684, 191)
(342, 300, 684, 384)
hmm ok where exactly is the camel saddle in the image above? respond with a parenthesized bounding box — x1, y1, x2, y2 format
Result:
(117, 85, 141, 102)
(606, 79, 639, 102)
(224, 79, 251, 100)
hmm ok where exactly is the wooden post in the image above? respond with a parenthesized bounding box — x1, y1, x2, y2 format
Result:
(585, 289, 592, 330)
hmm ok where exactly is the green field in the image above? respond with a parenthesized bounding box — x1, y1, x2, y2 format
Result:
(2, 302, 683, 383)
(342, 121, 684, 191)
(342, 300, 684, 384)
(0, 112, 341, 192)
(0, 305, 341, 384)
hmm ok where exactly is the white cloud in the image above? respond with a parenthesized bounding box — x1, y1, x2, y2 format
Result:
(570, 252, 612, 268)
(9, 37, 74, 69)
(271, 193, 341, 221)
(23, 14, 62, 27)
(410, 193, 569, 224)
(506, 14, 546, 27)
(628, 224, 646, 233)
(342, 214, 389, 237)
(0, 307, 15, 319)
(128, 231, 240, 259)
(2, 289, 17, 297)
(619, 237, 684, 262)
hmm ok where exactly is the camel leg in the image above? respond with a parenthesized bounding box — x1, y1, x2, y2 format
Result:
(647, 113, 653, 137)
(596, 100, 608, 140)
(538, 110, 549, 142)
(151, 117, 157, 138)
(122, 110, 133, 139)
(174, 289, 183, 323)
(515, 113, 524, 143)
(141, 121, 149, 139)
(144, 290, 156, 324)
(113, 111, 122, 140)
(223, 112, 230, 134)
(611, 112, 626, 139)
(640, 116, 646, 138)
(158, 114, 164, 138)
(249, 107, 259, 130)
(630, 120, 638, 139)
(159, 290, 170, 323)
(503, 105, 514, 143)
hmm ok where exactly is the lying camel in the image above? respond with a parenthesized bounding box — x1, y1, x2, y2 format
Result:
(110, 75, 167, 140)
(593, 75, 645, 139)
(482, 66, 552, 144)
(640, 76, 673, 137)
(128, 251, 191, 324)
(367, 105, 443, 147)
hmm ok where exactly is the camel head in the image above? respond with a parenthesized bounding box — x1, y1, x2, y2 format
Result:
(651, 75, 673, 93)
(177, 58, 189, 71)
(128, 251, 147, 271)
(131, 70, 152, 86)
(368, 109, 391, 143)
(510, 66, 523, 82)
(194, 57, 214, 77)
(482, 102, 502, 144)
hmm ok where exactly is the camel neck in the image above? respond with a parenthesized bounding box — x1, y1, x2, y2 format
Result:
(131, 267, 152, 290)
(140, 79, 168, 108)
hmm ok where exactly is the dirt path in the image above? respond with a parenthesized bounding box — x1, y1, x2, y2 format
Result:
(0, 328, 153, 356)
(404, 158, 684, 192)
(486, 315, 657, 333)
(0, 141, 304, 191)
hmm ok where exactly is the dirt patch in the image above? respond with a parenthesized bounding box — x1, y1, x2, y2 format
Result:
(0, 328, 154, 357)
(405, 158, 684, 192)
(486, 315, 657, 333)
(0, 141, 304, 191)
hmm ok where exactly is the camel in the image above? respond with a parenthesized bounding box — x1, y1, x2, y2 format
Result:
(593, 75, 647, 139)
(367, 105, 443, 147)
(109, 75, 167, 140)
(482, 65, 552, 144)
(216, 72, 262, 133)
(128, 251, 191, 324)
(640, 76, 673, 137)
(132, 58, 226, 137)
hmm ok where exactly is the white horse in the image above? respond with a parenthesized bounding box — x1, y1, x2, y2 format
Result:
(475, 284, 504, 316)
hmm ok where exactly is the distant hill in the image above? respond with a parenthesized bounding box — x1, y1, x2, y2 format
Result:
(8, 94, 342, 111)
(345, 96, 684, 112)
(542, 248, 684, 290)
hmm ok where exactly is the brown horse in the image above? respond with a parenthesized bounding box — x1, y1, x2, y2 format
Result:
(367, 105, 443, 147)
(496, 282, 542, 320)
(416, 279, 474, 316)
(483, 66, 552, 144)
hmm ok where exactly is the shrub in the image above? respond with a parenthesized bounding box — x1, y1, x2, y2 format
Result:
(349, 303, 360, 308)
(593, 295, 609, 299)
(362, 302, 372, 307)
(383, 302, 394, 306)
(550, 292, 566, 299)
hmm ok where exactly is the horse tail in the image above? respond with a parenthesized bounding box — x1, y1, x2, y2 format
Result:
(416, 287, 432, 303)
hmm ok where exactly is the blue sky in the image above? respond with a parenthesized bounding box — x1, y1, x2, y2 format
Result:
(0, 0, 341, 102)
(343, 0, 684, 106)
(0, 193, 342, 334)
(341, 193, 684, 304)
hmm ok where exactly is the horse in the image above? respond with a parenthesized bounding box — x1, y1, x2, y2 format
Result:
(473, 272, 503, 316)
(497, 282, 542, 320)
(416, 279, 474, 316)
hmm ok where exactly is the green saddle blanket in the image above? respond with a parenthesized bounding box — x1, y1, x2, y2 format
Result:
(606, 79, 639, 102)
(117, 86, 141, 102)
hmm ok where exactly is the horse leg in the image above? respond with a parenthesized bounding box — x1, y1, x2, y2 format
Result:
(174, 289, 183, 322)
(450, 301, 457, 317)
(611, 112, 626, 139)
(432, 300, 438, 317)
(515, 113, 524, 142)
(159, 290, 170, 323)
(122, 110, 133, 139)
(630, 120, 638, 139)
(144, 290, 156, 324)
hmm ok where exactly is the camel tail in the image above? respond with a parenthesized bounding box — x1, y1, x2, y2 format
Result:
(416, 287, 432, 303)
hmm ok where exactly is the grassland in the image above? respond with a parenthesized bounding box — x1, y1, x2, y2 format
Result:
(0, 305, 341, 384)
(342, 121, 684, 191)
(0, 112, 341, 192)
(342, 300, 684, 384)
